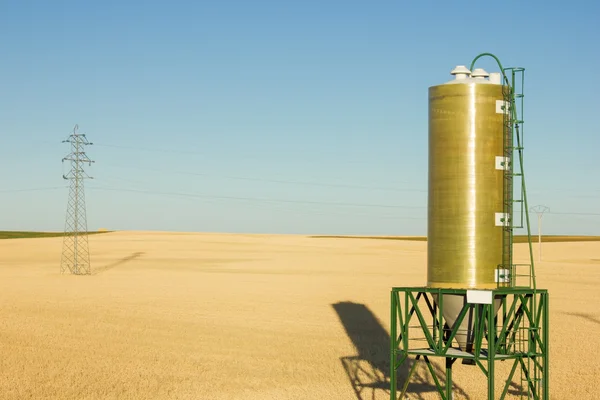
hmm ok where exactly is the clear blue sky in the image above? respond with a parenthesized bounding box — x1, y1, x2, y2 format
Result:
(1, 0, 599, 235)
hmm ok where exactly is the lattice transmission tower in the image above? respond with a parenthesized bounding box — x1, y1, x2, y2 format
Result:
(60, 124, 94, 275)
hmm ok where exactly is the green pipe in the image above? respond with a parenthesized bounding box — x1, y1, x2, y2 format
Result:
(470, 53, 537, 291)
(469, 52, 509, 84)
(470, 52, 515, 290)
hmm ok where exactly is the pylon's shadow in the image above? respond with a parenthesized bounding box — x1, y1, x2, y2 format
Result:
(93, 252, 144, 275)
(333, 301, 443, 400)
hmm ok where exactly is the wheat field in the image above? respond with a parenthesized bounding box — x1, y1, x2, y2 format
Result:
(0, 231, 598, 399)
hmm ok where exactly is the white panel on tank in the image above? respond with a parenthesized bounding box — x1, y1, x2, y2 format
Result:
(496, 100, 510, 114)
(495, 212, 510, 227)
(467, 290, 493, 305)
(495, 268, 510, 283)
(495, 156, 510, 170)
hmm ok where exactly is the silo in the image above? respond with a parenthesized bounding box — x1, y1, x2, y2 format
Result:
(427, 66, 508, 350)
(428, 66, 507, 288)
(390, 54, 550, 400)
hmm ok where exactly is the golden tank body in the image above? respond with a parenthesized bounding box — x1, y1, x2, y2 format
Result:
(427, 77, 506, 289)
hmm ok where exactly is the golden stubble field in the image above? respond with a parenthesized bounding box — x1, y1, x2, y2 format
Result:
(0, 231, 598, 399)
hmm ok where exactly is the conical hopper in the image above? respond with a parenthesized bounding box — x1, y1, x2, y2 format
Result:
(432, 293, 502, 359)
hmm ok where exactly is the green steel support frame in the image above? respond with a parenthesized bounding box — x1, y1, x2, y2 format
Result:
(390, 287, 549, 399)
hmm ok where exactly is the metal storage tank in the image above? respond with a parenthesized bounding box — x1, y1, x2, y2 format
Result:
(428, 66, 508, 352)
(427, 66, 507, 289)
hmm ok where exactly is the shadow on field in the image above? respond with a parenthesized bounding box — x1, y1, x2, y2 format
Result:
(333, 301, 455, 400)
(93, 252, 144, 275)
(564, 311, 600, 326)
(332, 302, 537, 399)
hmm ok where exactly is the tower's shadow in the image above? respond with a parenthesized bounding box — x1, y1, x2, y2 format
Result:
(332, 301, 445, 400)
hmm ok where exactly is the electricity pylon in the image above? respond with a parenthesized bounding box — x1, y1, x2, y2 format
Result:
(530, 204, 550, 262)
(61, 124, 94, 275)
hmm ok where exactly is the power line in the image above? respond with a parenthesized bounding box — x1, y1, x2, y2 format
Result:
(94, 142, 207, 156)
(100, 162, 426, 193)
(93, 142, 382, 166)
(85, 180, 426, 220)
(91, 140, 427, 192)
(87, 185, 426, 210)
(86, 186, 426, 221)
(37, 139, 600, 198)
(1, 184, 598, 219)
(83, 182, 600, 218)
(0, 186, 67, 193)
(90, 141, 600, 198)
(83, 184, 600, 228)
(547, 211, 600, 216)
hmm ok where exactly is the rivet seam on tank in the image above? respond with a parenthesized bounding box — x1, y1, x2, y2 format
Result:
(495, 100, 510, 114)
(495, 156, 510, 170)
(495, 212, 510, 227)
(495, 268, 510, 283)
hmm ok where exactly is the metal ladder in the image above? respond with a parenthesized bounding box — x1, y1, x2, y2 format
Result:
(505, 68, 544, 399)
(500, 67, 536, 290)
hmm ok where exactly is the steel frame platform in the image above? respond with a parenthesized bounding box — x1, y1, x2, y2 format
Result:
(390, 287, 548, 400)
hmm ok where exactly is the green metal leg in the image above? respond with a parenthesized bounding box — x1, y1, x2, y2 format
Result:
(488, 302, 496, 400)
(543, 293, 549, 400)
(390, 290, 397, 400)
(445, 358, 456, 400)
